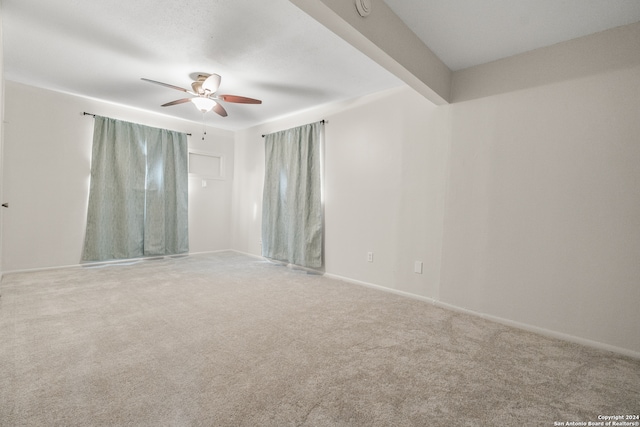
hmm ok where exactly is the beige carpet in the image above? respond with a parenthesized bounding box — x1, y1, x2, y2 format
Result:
(1, 251, 638, 426)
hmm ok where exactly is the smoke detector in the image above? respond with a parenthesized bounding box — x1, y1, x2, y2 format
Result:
(355, 0, 371, 17)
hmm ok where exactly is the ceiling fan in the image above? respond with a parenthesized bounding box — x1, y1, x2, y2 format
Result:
(141, 73, 261, 117)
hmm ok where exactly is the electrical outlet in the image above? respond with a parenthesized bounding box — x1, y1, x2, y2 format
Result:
(414, 261, 423, 274)
(367, 252, 373, 262)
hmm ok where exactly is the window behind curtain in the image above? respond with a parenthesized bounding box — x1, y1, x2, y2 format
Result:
(82, 116, 188, 262)
(261, 121, 323, 268)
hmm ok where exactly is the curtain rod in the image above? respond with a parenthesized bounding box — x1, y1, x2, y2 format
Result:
(262, 119, 326, 138)
(83, 112, 192, 136)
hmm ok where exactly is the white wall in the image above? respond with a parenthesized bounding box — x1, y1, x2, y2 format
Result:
(231, 23, 640, 356)
(232, 86, 450, 300)
(441, 22, 640, 355)
(2, 81, 234, 272)
(0, 7, 5, 276)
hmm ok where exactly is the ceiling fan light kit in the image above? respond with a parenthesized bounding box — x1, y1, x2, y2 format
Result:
(191, 97, 216, 113)
(355, 0, 371, 17)
(141, 73, 261, 118)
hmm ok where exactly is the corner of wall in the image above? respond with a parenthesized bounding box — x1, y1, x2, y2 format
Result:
(0, 4, 5, 277)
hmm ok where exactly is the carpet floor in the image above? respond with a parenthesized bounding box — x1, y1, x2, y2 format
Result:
(1, 251, 638, 426)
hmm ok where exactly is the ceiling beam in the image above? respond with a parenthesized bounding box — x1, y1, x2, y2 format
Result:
(290, 0, 451, 105)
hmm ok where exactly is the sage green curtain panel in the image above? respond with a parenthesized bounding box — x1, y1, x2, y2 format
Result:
(82, 116, 188, 262)
(262, 121, 323, 268)
(144, 128, 189, 256)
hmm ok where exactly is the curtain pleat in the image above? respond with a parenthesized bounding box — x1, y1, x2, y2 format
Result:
(82, 116, 188, 262)
(262, 122, 323, 268)
(144, 128, 188, 256)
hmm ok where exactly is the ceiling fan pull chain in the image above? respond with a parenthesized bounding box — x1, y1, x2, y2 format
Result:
(201, 112, 207, 141)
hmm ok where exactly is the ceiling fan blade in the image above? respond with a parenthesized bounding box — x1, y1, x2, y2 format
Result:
(218, 94, 262, 104)
(201, 74, 221, 93)
(212, 102, 228, 117)
(161, 98, 193, 107)
(141, 78, 190, 93)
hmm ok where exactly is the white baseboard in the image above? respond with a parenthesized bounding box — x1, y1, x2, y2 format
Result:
(324, 272, 640, 360)
(225, 249, 265, 260)
(2, 251, 215, 275)
(4, 251, 638, 359)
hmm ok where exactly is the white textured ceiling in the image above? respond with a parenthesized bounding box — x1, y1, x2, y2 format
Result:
(3, 0, 640, 130)
(1, 0, 403, 130)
